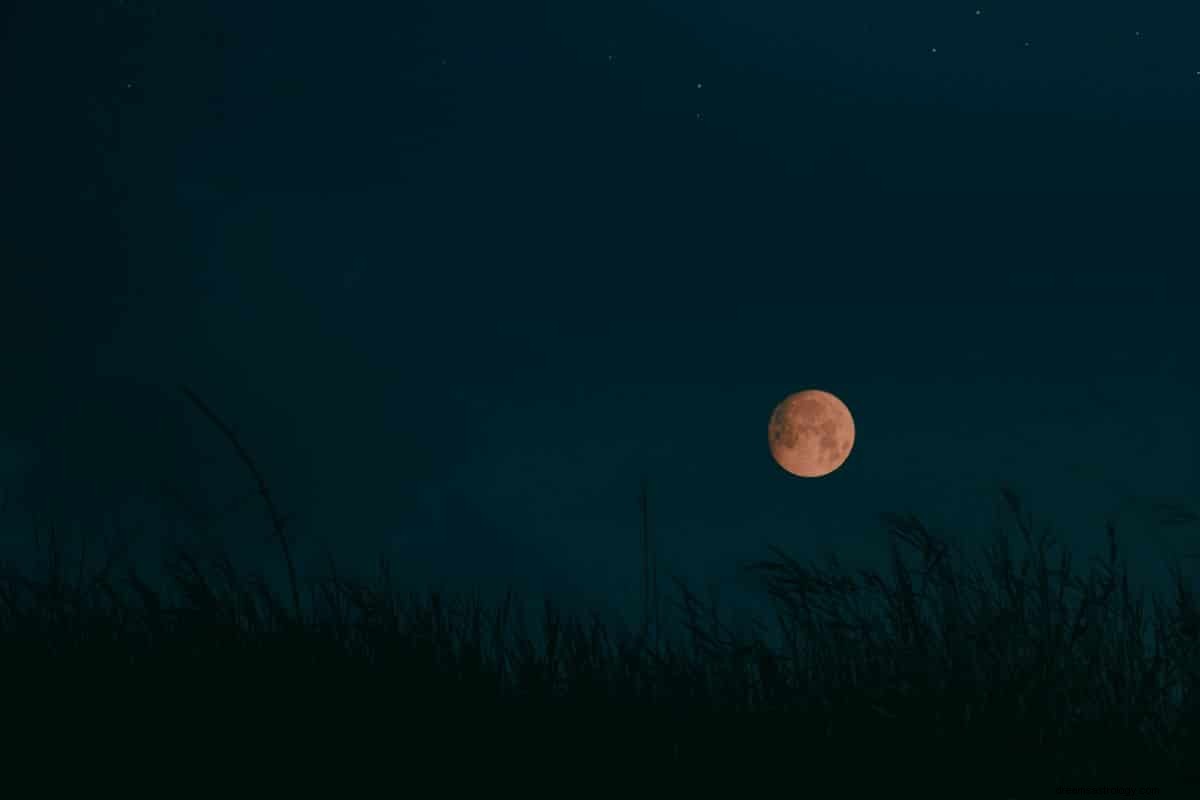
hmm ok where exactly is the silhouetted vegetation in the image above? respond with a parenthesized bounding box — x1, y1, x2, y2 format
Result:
(2, 390, 1198, 788)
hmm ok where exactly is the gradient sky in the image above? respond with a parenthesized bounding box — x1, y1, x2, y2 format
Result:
(3, 1, 1199, 626)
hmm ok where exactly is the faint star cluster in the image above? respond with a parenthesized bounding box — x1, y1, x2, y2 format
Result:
(590, 9, 1200, 121)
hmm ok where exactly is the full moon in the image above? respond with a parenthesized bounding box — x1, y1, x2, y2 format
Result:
(768, 389, 855, 478)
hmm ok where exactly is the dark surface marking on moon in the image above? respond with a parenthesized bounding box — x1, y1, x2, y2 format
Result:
(771, 395, 831, 451)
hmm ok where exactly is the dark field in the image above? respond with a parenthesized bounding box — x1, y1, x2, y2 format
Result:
(4, 491, 1199, 786)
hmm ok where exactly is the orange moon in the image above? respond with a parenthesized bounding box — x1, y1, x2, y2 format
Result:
(767, 389, 855, 478)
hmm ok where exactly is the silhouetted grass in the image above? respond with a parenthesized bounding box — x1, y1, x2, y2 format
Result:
(2, 391, 1198, 786)
(4, 493, 1198, 785)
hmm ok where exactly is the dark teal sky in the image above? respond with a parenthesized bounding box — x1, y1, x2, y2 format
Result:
(3, 2, 1198, 623)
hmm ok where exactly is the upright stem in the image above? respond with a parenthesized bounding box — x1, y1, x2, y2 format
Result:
(179, 385, 302, 622)
(640, 474, 658, 649)
(640, 475, 649, 639)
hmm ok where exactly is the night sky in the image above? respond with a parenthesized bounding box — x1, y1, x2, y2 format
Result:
(3, 1, 1199, 626)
